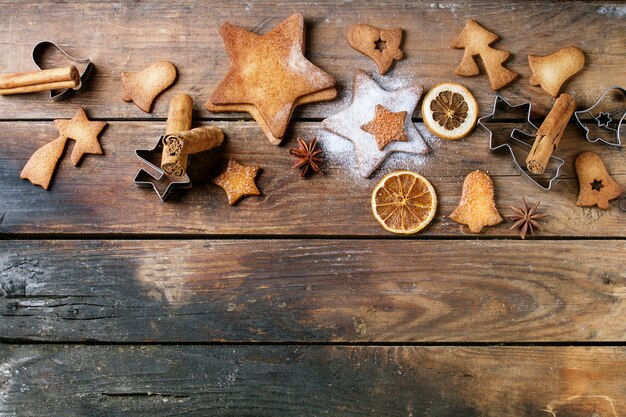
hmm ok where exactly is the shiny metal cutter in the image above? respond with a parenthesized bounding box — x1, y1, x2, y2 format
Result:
(478, 96, 564, 191)
(574, 86, 625, 147)
(134, 137, 192, 201)
(32, 41, 94, 101)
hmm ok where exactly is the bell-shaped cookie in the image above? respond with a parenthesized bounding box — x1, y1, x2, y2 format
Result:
(528, 46, 584, 97)
(347, 24, 403, 75)
(575, 151, 624, 209)
(122, 61, 177, 113)
(449, 170, 503, 233)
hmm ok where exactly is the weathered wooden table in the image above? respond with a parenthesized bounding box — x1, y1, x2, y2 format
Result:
(1, 1, 625, 416)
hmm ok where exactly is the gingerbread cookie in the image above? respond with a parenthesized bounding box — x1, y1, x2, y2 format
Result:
(451, 20, 517, 91)
(449, 170, 503, 233)
(213, 159, 261, 205)
(20, 108, 107, 190)
(360, 104, 408, 150)
(347, 24, 403, 75)
(122, 61, 177, 113)
(528, 46, 585, 97)
(206, 14, 337, 145)
(575, 151, 624, 209)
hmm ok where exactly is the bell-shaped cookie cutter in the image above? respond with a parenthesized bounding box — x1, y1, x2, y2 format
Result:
(134, 137, 192, 201)
(574, 86, 625, 147)
(478, 95, 564, 191)
(32, 41, 94, 101)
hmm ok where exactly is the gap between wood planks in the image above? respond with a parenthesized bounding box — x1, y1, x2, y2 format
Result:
(1, 234, 625, 240)
(0, 117, 600, 123)
(2, 340, 626, 347)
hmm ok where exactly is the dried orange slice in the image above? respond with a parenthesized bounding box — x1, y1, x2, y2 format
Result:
(371, 171, 437, 234)
(422, 82, 477, 140)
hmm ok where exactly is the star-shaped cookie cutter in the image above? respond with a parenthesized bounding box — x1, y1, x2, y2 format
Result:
(32, 41, 94, 101)
(134, 137, 191, 201)
(478, 96, 564, 191)
(574, 86, 625, 147)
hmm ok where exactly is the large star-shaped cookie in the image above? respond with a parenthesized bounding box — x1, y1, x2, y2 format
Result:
(206, 13, 337, 145)
(322, 70, 428, 177)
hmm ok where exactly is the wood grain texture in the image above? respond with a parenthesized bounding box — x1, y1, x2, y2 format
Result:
(1, 344, 625, 417)
(1, 120, 624, 236)
(0, 1, 624, 120)
(1, 240, 624, 343)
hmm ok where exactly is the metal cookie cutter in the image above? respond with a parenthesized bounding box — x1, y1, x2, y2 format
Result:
(32, 41, 94, 101)
(574, 86, 625, 147)
(134, 137, 192, 201)
(478, 96, 564, 191)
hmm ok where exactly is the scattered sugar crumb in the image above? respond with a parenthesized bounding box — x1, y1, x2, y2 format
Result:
(596, 5, 626, 17)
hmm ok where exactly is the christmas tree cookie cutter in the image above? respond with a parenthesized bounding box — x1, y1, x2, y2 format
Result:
(478, 95, 564, 191)
(134, 137, 191, 201)
(32, 41, 94, 101)
(574, 86, 625, 147)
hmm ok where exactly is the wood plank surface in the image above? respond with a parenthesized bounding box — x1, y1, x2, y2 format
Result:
(1, 120, 624, 236)
(1, 344, 625, 417)
(1, 1, 625, 415)
(0, 1, 624, 121)
(1, 240, 624, 343)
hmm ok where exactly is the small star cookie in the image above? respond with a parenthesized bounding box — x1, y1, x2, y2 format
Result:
(360, 104, 408, 150)
(213, 159, 261, 205)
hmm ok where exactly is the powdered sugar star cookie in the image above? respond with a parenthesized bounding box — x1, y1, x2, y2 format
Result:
(321, 70, 428, 178)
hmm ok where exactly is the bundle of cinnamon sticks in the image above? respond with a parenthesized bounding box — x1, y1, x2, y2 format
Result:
(159, 94, 224, 177)
(0, 66, 79, 95)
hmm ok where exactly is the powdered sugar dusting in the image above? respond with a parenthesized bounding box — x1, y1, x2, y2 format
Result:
(287, 42, 331, 87)
(319, 119, 442, 181)
(321, 71, 429, 177)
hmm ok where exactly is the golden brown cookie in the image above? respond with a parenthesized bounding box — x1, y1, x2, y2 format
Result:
(528, 46, 585, 97)
(20, 108, 107, 190)
(122, 61, 177, 113)
(213, 159, 261, 205)
(451, 20, 517, 91)
(360, 104, 408, 150)
(55, 108, 107, 166)
(206, 14, 337, 145)
(575, 151, 624, 210)
(208, 88, 337, 145)
(449, 170, 503, 233)
(19, 137, 67, 190)
(347, 24, 403, 75)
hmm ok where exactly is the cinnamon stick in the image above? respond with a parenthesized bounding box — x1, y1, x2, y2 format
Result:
(526, 93, 576, 174)
(162, 126, 223, 157)
(0, 66, 79, 95)
(161, 94, 193, 176)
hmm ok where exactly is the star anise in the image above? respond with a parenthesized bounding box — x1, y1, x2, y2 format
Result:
(289, 137, 323, 177)
(507, 197, 548, 239)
